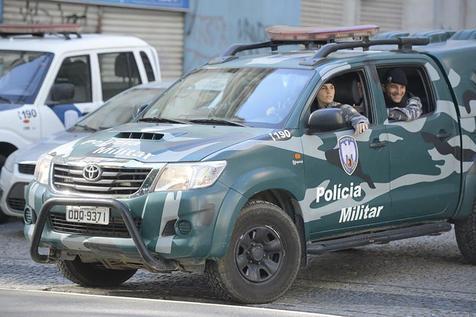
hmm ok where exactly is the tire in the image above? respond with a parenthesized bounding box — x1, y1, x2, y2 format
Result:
(205, 200, 302, 304)
(0, 153, 6, 170)
(58, 257, 137, 287)
(0, 152, 12, 224)
(0, 208, 8, 224)
(455, 201, 476, 264)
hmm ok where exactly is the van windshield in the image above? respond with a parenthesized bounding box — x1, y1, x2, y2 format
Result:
(0, 50, 53, 104)
(142, 67, 314, 128)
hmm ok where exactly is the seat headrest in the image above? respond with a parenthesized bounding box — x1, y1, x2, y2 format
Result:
(332, 77, 361, 106)
(115, 53, 139, 78)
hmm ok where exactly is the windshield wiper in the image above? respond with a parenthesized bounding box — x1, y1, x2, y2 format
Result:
(188, 118, 246, 127)
(74, 124, 98, 132)
(0, 96, 12, 104)
(138, 117, 189, 124)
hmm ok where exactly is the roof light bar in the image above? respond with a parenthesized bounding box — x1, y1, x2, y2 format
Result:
(266, 25, 379, 42)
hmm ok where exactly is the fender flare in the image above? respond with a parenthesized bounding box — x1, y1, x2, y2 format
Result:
(207, 167, 304, 258)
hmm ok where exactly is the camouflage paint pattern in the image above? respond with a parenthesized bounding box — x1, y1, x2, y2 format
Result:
(24, 40, 476, 271)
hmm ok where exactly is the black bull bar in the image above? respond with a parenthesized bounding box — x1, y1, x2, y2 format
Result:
(30, 197, 177, 272)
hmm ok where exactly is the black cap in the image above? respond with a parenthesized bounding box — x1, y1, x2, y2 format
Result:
(385, 68, 407, 86)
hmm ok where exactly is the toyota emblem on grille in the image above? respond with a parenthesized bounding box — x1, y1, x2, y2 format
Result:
(82, 164, 102, 182)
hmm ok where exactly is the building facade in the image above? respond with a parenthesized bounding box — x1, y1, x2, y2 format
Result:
(1, 0, 475, 78)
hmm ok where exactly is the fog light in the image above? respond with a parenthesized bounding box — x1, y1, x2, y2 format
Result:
(24, 207, 33, 224)
(176, 220, 192, 235)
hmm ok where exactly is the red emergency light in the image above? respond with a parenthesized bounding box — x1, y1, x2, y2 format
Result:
(266, 25, 379, 42)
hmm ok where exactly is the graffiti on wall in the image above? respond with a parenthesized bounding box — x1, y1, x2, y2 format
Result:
(16, 0, 97, 31)
(237, 18, 266, 42)
(185, 14, 268, 70)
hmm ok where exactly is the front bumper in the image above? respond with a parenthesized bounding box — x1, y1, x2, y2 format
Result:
(0, 165, 34, 217)
(30, 197, 177, 272)
(24, 180, 231, 270)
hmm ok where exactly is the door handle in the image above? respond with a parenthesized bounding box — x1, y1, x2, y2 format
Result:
(370, 138, 386, 149)
(436, 129, 450, 141)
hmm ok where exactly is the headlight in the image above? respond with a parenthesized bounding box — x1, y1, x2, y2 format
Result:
(154, 161, 226, 192)
(3, 151, 17, 172)
(34, 154, 53, 185)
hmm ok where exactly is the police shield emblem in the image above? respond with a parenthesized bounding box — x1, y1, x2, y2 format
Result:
(338, 136, 359, 175)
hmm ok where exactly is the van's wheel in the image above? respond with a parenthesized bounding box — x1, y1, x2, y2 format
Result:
(455, 201, 476, 264)
(0, 209, 9, 224)
(58, 257, 137, 287)
(205, 200, 301, 304)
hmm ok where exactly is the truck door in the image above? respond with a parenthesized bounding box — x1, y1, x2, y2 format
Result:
(39, 54, 100, 135)
(301, 68, 392, 240)
(375, 59, 460, 221)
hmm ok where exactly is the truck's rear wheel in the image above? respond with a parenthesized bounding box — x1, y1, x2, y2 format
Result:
(455, 201, 476, 264)
(58, 257, 137, 287)
(205, 200, 301, 303)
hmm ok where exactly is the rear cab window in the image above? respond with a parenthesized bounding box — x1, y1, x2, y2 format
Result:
(140, 51, 155, 82)
(98, 51, 142, 100)
(376, 65, 436, 117)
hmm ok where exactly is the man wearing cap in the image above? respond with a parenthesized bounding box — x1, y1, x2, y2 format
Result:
(384, 68, 423, 121)
(315, 81, 369, 135)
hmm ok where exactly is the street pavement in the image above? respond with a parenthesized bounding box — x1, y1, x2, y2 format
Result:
(1, 218, 475, 316)
(0, 289, 336, 317)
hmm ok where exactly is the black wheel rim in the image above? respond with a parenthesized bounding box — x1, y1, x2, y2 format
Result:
(234, 225, 284, 283)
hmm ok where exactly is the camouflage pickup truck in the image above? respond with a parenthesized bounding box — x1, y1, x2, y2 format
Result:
(25, 26, 476, 304)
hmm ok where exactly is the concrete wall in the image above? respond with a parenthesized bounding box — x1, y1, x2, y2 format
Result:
(183, 0, 300, 73)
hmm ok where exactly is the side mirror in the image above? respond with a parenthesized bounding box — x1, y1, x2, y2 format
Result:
(308, 108, 348, 133)
(50, 83, 75, 102)
(134, 103, 149, 118)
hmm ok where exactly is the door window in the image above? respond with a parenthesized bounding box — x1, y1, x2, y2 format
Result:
(377, 66, 435, 118)
(47, 55, 92, 104)
(98, 52, 141, 100)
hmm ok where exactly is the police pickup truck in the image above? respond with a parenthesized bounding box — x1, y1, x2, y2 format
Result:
(25, 25, 476, 304)
(0, 24, 160, 169)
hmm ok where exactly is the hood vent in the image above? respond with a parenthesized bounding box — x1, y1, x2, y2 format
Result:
(115, 132, 164, 140)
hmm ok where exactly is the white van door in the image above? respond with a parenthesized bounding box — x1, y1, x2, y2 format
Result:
(38, 54, 102, 135)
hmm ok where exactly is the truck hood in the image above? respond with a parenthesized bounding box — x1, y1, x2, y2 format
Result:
(56, 123, 272, 163)
(11, 130, 90, 163)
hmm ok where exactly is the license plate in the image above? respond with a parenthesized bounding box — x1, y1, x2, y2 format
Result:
(65, 206, 110, 225)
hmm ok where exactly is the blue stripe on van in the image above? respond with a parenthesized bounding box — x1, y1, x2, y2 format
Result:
(48, 104, 82, 125)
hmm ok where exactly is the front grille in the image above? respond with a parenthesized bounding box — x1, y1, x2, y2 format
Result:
(18, 163, 36, 175)
(6, 182, 28, 212)
(53, 164, 152, 195)
(49, 212, 141, 238)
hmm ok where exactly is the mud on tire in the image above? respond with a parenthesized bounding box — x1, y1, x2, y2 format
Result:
(205, 200, 302, 304)
(455, 200, 476, 264)
(58, 257, 137, 287)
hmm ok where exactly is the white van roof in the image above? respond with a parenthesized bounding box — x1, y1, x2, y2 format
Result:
(0, 34, 151, 54)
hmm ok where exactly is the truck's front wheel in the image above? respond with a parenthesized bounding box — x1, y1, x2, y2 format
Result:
(206, 200, 301, 303)
(455, 201, 476, 264)
(58, 257, 137, 287)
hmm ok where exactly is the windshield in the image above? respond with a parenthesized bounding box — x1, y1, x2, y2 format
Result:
(0, 50, 53, 104)
(72, 87, 165, 131)
(142, 68, 314, 128)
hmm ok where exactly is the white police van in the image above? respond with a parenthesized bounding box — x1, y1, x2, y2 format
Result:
(0, 24, 160, 168)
